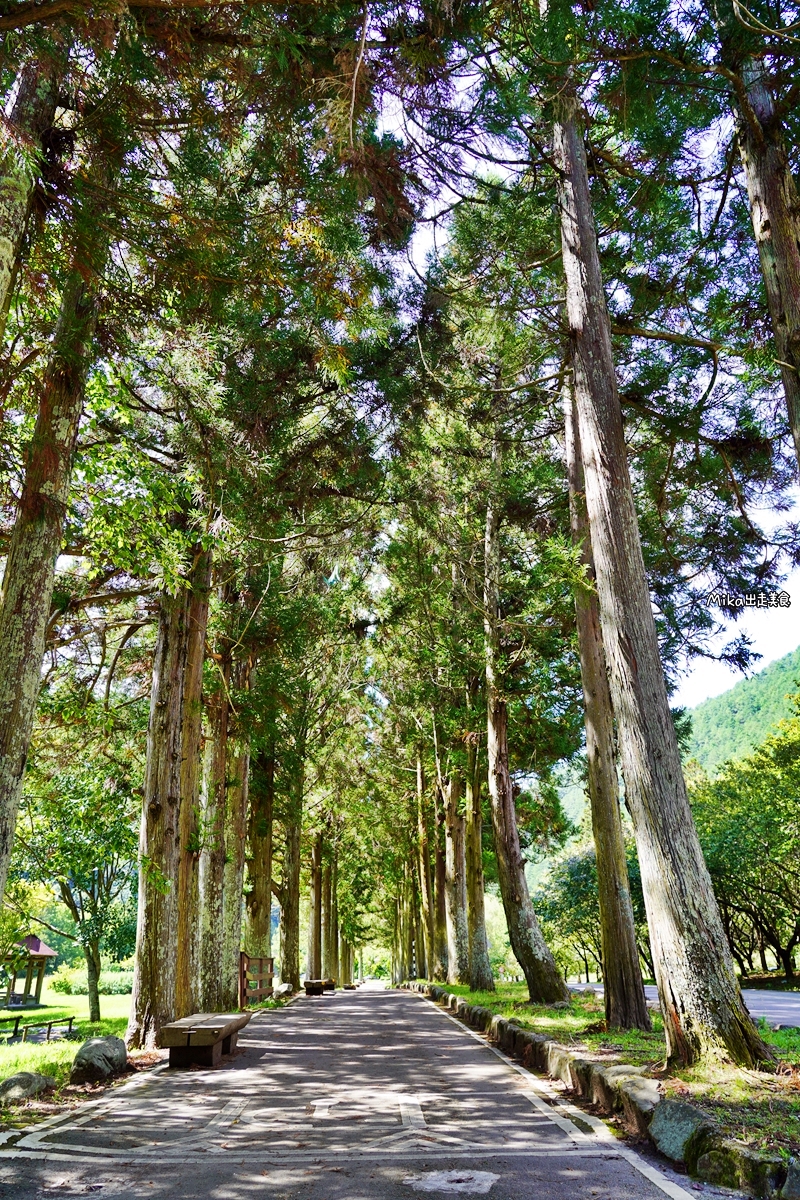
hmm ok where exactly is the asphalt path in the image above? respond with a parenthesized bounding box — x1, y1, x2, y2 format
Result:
(572, 983, 800, 1027)
(0, 987, 732, 1200)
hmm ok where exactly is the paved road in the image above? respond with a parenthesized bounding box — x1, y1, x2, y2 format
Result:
(0, 988, 720, 1200)
(573, 984, 800, 1027)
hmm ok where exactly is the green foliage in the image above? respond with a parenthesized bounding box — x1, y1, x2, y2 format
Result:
(534, 844, 651, 980)
(691, 712, 800, 976)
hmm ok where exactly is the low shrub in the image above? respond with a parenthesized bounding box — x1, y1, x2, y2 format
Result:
(49, 966, 133, 995)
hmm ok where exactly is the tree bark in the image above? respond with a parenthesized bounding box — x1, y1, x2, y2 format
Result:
(174, 548, 211, 1019)
(85, 938, 101, 1024)
(308, 832, 323, 979)
(330, 850, 340, 983)
(444, 772, 470, 984)
(128, 590, 190, 1047)
(416, 750, 435, 980)
(483, 434, 568, 1004)
(197, 650, 230, 1012)
(245, 746, 274, 958)
(554, 91, 770, 1066)
(727, 58, 800, 474)
(322, 852, 333, 979)
(220, 661, 251, 1010)
(280, 806, 301, 991)
(464, 734, 494, 991)
(0, 61, 58, 340)
(0, 151, 114, 903)
(432, 782, 449, 981)
(564, 386, 651, 1031)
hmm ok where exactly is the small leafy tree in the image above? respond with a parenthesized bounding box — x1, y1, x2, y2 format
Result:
(14, 764, 138, 1021)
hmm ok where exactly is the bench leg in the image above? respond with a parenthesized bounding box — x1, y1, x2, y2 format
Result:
(169, 1042, 223, 1068)
(221, 1031, 238, 1056)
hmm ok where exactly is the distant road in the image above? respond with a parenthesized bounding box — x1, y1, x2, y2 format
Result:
(573, 984, 800, 1028)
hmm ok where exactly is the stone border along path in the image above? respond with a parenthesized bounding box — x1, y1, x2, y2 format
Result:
(0, 987, 772, 1200)
(404, 983, 799, 1200)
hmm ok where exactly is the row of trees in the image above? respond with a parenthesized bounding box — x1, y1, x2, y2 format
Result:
(1, 0, 799, 1066)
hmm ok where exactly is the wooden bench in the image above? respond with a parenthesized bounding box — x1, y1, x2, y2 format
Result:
(304, 979, 325, 997)
(157, 1012, 252, 1067)
(323, 978, 336, 993)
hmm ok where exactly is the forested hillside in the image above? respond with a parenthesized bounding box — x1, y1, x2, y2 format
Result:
(688, 646, 800, 773)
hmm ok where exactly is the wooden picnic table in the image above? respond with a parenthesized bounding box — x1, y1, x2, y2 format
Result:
(157, 1012, 252, 1067)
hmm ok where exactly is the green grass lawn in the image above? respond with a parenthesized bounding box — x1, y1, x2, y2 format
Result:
(434, 982, 800, 1158)
(0, 987, 132, 1102)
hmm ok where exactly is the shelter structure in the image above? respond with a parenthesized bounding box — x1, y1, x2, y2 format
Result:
(3, 936, 58, 1006)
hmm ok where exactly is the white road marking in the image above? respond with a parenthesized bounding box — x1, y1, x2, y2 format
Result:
(403, 1169, 500, 1193)
(421, 996, 700, 1200)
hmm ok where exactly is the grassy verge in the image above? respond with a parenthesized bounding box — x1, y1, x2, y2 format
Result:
(435, 982, 800, 1158)
(0, 988, 139, 1127)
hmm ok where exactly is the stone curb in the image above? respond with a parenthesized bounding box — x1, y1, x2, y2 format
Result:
(400, 982, 791, 1199)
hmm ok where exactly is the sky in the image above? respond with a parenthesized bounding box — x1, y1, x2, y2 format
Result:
(671, 563, 800, 709)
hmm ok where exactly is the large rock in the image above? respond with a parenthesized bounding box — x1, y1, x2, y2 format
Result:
(696, 1141, 786, 1198)
(70, 1036, 128, 1084)
(618, 1076, 662, 1135)
(782, 1159, 800, 1199)
(649, 1099, 716, 1167)
(273, 982, 293, 998)
(0, 1072, 56, 1104)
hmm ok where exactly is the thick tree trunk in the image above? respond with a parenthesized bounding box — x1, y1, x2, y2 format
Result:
(432, 783, 449, 981)
(220, 662, 251, 1010)
(322, 854, 333, 979)
(308, 832, 323, 979)
(0, 61, 58, 340)
(340, 936, 353, 987)
(197, 651, 230, 1012)
(464, 737, 494, 991)
(483, 439, 568, 1004)
(330, 851, 340, 983)
(128, 591, 190, 1047)
(0, 229, 110, 903)
(85, 939, 102, 1025)
(245, 747, 274, 957)
(554, 92, 770, 1066)
(416, 751, 435, 980)
(564, 388, 651, 1032)
(280, 809, 302, 991)
(444, 772, 470, 984)
(174, 549, 211, 1018)
(729, 59, 800, 473)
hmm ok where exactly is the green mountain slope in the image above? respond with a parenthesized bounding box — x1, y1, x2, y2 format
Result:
(687, 645, 800, 774)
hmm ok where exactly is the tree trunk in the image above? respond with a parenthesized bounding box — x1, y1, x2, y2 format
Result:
(728, 59, 800, 474)
(280, 808, 301, 991)
(331, 851, 340, 983)
(444, 772, 470, 984)
(174, 548, 211, 1019)
(483, 435, 568, 1004)
(197, 650, 230, 1012)
(245, 747, 274, 958)
(322, 853, 333, 978)
(553, 91, 770, 1066)
(432, 782, 449, 981)
(128, 590, 190, 1048)
(565, 386, 651, 1031)
(220, 661, 251, 1010)
(0, 61, 58, 340)
(85, 939, 102, 1025)
(0, 196, 112, 903)
(405, 866, 416, 979)
(416, 750, 435, 980)
(308, 832, 323, 979)
(340, 936, 353, 987)
(464, 735, 494, 991)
